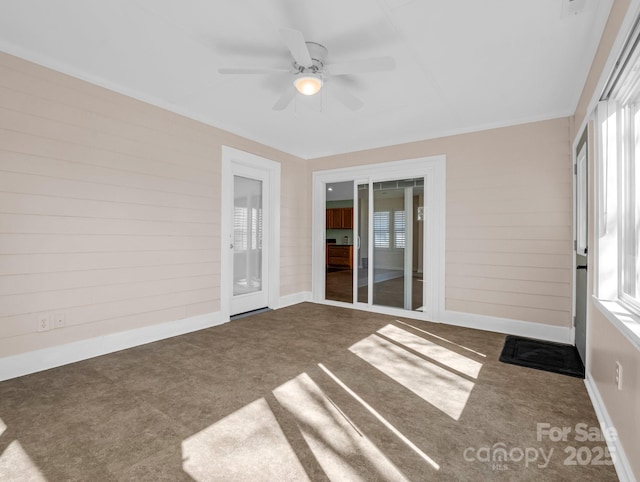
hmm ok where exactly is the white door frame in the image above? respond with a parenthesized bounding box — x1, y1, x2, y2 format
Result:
(312, 156, 446, 322)
(221, 146, 280, 320)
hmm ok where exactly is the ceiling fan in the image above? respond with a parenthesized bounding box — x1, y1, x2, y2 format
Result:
(218, 28, 396, 111)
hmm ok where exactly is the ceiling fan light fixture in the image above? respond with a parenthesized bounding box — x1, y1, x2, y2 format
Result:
(294, 74, 322, 95)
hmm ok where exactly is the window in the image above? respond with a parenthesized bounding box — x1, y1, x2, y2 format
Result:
(233, 206, 263, 252)
(234, 207, 248, 251)
(394, 210, 406, 248)
(373, 211, 390, 248)
(373, 210, 407, 249)
(597, 18, 640, 319)
(620, 102, 640, 310)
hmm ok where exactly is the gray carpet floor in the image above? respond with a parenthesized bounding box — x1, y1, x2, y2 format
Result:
(0, 303, 617, 481)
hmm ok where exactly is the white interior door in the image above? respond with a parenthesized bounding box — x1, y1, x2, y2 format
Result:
(221, 145, 281, 319)
(574, 138, 588, 364)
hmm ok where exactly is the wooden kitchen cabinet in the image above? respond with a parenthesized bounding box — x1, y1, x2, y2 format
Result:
(326, 208, 341, 229)
(340, 207, 353, 228)
(326, 207, 353, 229)
(327, 244, 353, 269)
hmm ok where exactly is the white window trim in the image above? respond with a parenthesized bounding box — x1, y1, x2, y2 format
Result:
(618, 101, 640, 315)
(594, 100, 640, 349)
(593, 298, 640, 352)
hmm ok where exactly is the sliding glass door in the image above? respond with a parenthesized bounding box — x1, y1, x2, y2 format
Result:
(314, 155, 445, 321)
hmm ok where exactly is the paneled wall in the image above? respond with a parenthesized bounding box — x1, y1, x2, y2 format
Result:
(0, 52, 309, 358)
(307, 118, 573, 328)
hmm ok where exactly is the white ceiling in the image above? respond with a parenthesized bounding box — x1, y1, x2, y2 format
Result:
(327, 182, 355, 202)
(0, 0, 613, 159)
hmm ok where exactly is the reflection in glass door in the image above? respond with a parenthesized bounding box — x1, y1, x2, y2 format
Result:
(372, 178, 424, 311)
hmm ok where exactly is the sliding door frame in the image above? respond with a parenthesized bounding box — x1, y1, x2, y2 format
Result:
(312, 156, 446, 322)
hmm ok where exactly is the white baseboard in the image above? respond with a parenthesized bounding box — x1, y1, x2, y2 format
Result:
(0, 311, 227, 382)
(1, 293, 314, 382)
(443, 310, 574, 344)
(278, 291, 312, 309)
(0, 302, 574, 382)
(280, 300, 573, 346)
(584, 373, 636, 482)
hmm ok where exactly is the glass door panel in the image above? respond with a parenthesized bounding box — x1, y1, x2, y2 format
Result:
(357, 183, 369, 304)
(233, 175, 263, 296)
(372, 178, 424, 311)
(324, 181, 354, 303)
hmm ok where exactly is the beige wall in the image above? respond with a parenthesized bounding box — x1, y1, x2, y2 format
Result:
(308, 118, 573, 328)
(0, 52, 310, 358)
(588, 310, 640, 476)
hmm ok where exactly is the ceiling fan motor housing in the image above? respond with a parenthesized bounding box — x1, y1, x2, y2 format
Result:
(295, 42, 328, 73)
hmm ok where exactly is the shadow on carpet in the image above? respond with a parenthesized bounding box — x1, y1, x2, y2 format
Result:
(499, 335, 585, 378)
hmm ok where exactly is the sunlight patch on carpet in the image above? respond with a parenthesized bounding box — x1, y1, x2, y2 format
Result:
(0, 441, 47, 481)
(378, 324, 483, 378)
(273, 373, 409, 482)
(394, 319, 487, 357)
(350, 334, 474, 420)
(182, 398, 308, 481)
(318, 363, 440, 471)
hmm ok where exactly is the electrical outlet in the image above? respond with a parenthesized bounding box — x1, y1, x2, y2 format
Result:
(36, 313, 50, 332)
(615, 361, 623, 391)
(53, 312, 66, 329)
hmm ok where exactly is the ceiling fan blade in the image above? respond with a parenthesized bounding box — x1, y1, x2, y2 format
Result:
(218, 68, 290, 75)
(280, 28, 313, 68)
(327, 84, 364, 111)
(327, 56, 396, 76)
(273, 88, 297, 111)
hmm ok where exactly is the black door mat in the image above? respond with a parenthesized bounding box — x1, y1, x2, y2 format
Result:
(499, 335, 585, 378)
